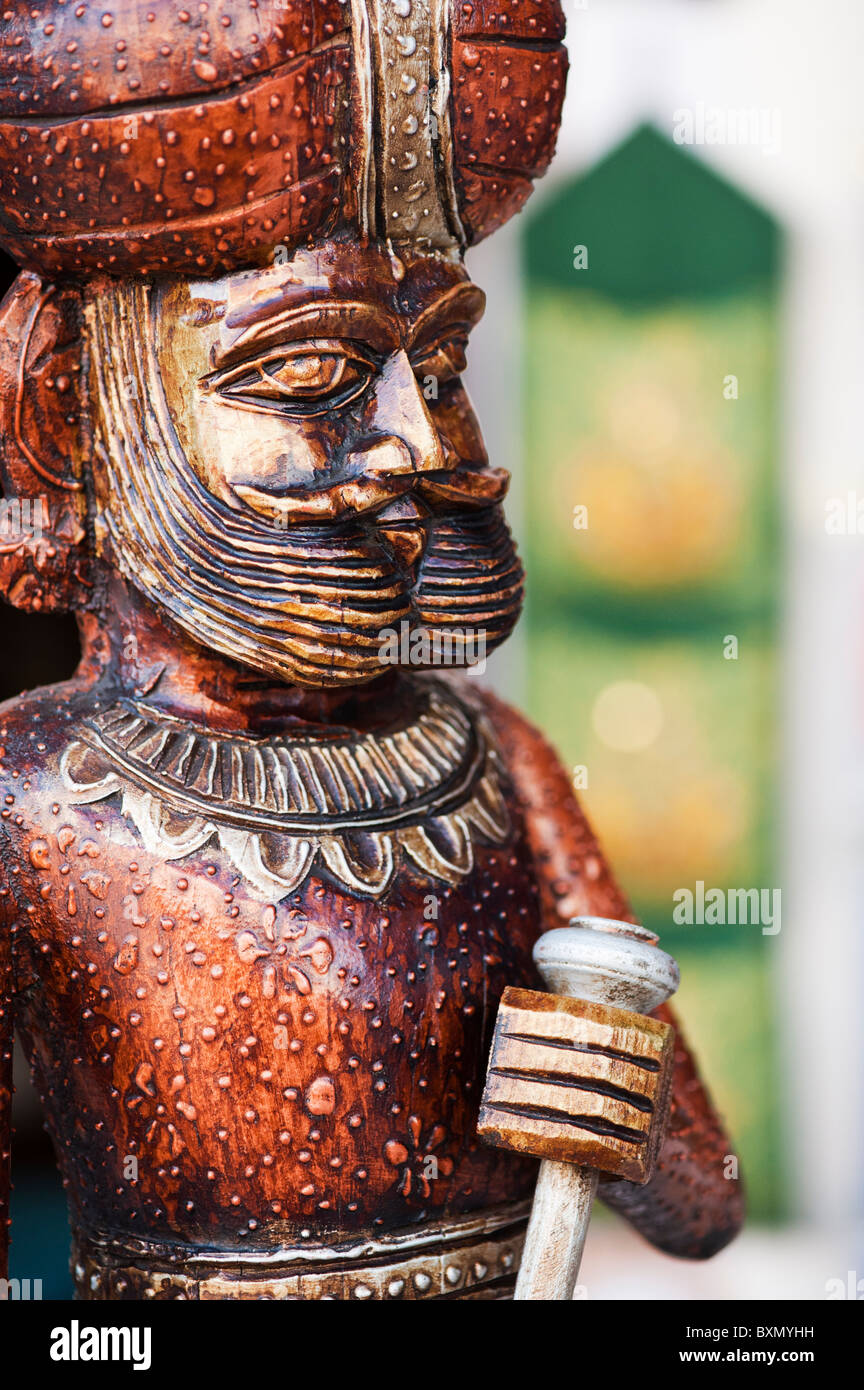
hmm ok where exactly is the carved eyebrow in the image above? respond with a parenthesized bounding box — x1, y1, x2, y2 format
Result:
(409, 283, 486, 351)
(214, 300, 401, 368)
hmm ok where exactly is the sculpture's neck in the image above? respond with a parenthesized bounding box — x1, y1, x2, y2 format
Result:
(75, 574, 410, 737)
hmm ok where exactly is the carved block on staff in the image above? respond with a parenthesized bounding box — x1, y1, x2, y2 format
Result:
(478, 987, 675, 1185)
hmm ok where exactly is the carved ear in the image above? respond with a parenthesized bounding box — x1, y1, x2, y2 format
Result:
(0, 270, 92, 612)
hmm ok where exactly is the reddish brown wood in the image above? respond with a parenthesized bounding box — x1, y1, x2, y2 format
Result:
(0, 1, 567, 276)
(478, 986, 676, 1184)
(0, 654, 542, 1252)
(0, 1, 743, 1299)
(0, 273, 90, 614)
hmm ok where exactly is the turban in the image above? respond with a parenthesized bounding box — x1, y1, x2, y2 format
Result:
(0, 0, 567, 277)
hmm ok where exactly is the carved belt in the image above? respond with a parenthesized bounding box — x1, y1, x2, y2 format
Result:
(72, 1204, 529, 1302)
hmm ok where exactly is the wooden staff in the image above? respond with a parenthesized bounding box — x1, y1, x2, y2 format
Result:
(478, 917, 680, 1300)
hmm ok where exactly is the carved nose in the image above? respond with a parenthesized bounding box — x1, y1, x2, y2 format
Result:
(348, 351, 456, 478)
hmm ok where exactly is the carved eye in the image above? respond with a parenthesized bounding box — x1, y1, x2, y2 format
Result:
(412, 334, 469, 386)
(206, 341, 377, 416)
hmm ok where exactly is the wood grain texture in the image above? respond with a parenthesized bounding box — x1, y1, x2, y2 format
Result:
(514, 1160, 596, 1302)
(0, 0, 744, 1297)
(478, 986, 675, 1184)
(451, 38, 569, 243)
(0, 0, 349, 116)
(0, 1, 567, 275)
(0, 665, 543, 1256)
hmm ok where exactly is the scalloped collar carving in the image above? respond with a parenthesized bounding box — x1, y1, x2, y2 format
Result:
(60, 680, 509, 901)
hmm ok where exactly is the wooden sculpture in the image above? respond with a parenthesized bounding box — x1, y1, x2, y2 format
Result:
(0, 1, 742, 1300)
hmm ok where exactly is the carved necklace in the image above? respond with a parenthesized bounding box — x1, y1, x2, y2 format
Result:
(61, 679, 509, 901)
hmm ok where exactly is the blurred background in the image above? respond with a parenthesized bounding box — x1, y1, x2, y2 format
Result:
(6, 0, 864, 1300)
(470, 0, 864, 1298)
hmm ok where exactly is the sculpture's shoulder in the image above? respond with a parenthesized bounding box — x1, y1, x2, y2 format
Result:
(0, 679, 115, 883)
(0, 681, 106, 965)
(0, 677, 100, 799)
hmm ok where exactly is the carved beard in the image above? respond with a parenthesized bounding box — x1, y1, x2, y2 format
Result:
(86, 283, 524, 688)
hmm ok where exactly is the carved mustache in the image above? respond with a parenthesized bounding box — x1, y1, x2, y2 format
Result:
(231, 466, 511, 526)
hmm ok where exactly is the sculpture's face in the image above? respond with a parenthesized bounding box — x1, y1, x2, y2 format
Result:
(88, 240, 524, 688)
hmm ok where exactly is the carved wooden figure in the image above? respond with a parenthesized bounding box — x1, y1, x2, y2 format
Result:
(0, 1, 742, 1300)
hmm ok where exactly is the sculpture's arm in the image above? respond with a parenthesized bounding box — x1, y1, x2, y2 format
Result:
(480, 689, 744, 1259)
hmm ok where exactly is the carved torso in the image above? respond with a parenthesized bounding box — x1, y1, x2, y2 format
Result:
(1, 674, 543, 1297)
